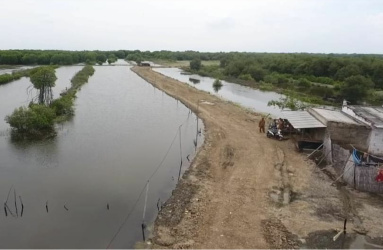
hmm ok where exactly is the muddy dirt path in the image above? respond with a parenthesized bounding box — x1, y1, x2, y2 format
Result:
(132, 67, 383, 249)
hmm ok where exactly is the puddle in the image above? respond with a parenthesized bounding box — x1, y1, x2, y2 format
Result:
(303, 230, 383, 249)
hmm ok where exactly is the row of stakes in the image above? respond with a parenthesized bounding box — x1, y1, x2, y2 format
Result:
(3, 189, 166, 218)
(4, 198, 165, 218)
(3, 131, 199, 219)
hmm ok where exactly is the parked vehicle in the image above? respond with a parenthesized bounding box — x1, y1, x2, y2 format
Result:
(266, 124, 284, 140)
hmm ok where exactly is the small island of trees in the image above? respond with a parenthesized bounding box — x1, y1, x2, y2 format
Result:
(5, 65, 95, 139)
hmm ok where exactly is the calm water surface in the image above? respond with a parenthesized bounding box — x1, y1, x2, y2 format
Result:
(154, 67, 284, 117)
(0, 65, 203, 248)
(0, 66, 83, 131)
(0, 66, 35, 75)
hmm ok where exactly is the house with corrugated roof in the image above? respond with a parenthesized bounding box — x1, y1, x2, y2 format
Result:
(281, 104, 383, 193)
(342, 105, 383, 156)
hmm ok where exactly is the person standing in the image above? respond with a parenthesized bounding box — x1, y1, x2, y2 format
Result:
(259, 117, 265, 133)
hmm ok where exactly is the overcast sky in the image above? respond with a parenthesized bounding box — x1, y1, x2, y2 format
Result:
(1, 0, 382, 53)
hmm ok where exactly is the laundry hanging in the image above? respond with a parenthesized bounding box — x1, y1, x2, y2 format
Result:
(376, 169, 383, 182)
(352, 149, 361, 165)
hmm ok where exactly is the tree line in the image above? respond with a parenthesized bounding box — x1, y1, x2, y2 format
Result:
(2, 50, 383, 104)
(0, 50, 125, 65)
(188, 53, 383, 105)
(0, 50, 221, 66)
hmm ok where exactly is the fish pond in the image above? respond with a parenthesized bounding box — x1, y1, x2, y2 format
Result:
(0, 64, 203, 248)
(154, 67, 284, 117)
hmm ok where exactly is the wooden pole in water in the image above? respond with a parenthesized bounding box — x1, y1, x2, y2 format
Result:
(178, 160, 183, 181)
(156, 198, 161, 212)
(14, 189, 18, 217)
(19, 196, 24, 217)
(141, 223, 146, 241)
(178, 125, 183, 181)
(5, 203, 14, 217)
(4, 203, 7, 217)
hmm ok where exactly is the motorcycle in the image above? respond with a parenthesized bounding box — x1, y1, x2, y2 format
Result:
(266, 125, 284, 140)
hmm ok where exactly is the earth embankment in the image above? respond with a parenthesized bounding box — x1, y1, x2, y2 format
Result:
(132, 66, 383, 249)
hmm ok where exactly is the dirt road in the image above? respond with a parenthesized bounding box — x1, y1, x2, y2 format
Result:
(132, 66, 383, 249)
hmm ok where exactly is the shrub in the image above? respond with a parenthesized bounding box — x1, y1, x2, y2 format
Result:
(213, 79, 223, 88)
(239, 74, 254, 81)
(0, 73, 14, 85)
(190, 58, 201, 71)
(50, 95, 74, 116)
(259, 81, 274, 91)
(308, 86, 334, 97)
(297, 78, 310, 88)
(5, 105, 56, 133)
(70, 65, 95, 88)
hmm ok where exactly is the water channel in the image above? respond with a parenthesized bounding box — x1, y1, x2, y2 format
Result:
(0, 66, 35, 75)
(154, 67, 284, 117)
(0, 65, 203, 248)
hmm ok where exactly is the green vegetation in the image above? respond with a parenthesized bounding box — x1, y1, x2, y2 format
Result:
(0, 72, 24, 85)
(5, 104, 56, 135)
(180, 53, 383, 106)
(5, 65, 95, 138)
(213, 79, 223, 87)
(121, 50, 383, 106)
(30, 66, 57, 105)
(96, 54, 107, 65)
(268, 93, 310, 111)
(0, 68, 34, 85)
(107, 54, 118, 64)
(2, 50, 383, 105)
(68, 65, 95, 92)
(212, 79, 223, 92)
(190, 58, 202, 71)
(0, 50, 127, 66)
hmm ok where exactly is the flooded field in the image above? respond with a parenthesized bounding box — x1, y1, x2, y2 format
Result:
(0, 65, 203, 248)
(0, 66, 83, 131)
(154, 67, 284, 117)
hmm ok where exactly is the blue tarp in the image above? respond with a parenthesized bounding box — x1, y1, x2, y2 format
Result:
(352, 149, 361, 165)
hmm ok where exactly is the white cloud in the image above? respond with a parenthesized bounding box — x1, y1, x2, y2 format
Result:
(0, 0, 382, 53)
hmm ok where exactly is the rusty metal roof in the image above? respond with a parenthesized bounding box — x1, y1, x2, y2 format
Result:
(281, 111, 326, 129)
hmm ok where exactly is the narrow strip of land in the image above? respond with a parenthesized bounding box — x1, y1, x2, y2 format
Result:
(132, 66, 383, 249)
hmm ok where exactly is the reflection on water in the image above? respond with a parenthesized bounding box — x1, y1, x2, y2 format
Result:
(0, 66, 83, 131)
(213, 84, 222, 93)
(0, 65, 203, 248)
(154, 67, 284, 117)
